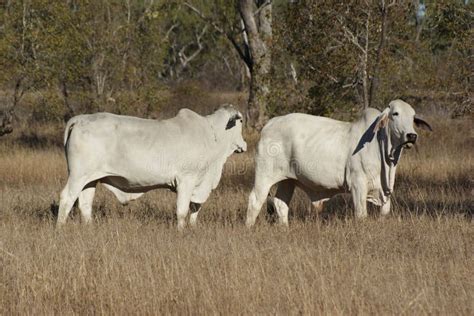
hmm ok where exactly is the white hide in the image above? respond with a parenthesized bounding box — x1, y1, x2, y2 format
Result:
(57, 105, 246, 229)
(246, 100, 430, 226)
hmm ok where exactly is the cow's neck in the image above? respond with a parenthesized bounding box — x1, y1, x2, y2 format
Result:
(377, 125, 403, 197)
(206, 111, 227, 139)
(203, 112, 235, 190)
(205, 112, 234, 159)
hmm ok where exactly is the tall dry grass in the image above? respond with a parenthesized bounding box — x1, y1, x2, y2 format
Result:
(0, 115, 472, 314)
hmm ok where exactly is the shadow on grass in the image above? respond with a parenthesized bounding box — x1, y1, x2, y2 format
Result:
(49, 199, 177, 225)
(39, 190, 472, 227)
(269, 191, 472, 226)
(17, 132, 62, 148)
(392, 198, 473, 220)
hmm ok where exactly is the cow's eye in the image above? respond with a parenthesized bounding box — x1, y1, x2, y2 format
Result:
(392, 112, 399, 117)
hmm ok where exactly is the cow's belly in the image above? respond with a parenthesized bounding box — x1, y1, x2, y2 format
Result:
(97, 155, 179, 191)
(292, 155, 345, 191)
(295, 166, 343, 190)
(101, 176, 175, 194)
(290, 138, 347, 191)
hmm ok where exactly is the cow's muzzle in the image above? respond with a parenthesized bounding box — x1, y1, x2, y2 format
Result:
(235, 143, 247, 153)
(407, 133, 417, 143)
(402, 133, 417, 149)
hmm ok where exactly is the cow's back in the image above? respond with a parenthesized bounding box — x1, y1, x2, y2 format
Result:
(69, 111, 211, 153)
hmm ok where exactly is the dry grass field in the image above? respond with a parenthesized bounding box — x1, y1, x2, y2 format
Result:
(0, 115, 472, 314)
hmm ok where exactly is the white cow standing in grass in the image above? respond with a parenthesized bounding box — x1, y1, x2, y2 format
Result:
(57, 104, 246, 230)
(246, 100, 431, 227)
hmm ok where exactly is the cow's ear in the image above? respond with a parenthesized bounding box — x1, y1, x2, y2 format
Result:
(414, 117, 432, 131)
(226, 113, 241, 130)
(374, 108, 390, 133)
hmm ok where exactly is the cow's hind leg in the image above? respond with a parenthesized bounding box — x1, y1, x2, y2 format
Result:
(189, 202, 202, 227)
(311, 200, 326, 213)
(246, 178, 276, 228)
(57, 177, 89, 227)
(78, 181, 97, 224)
(267, 180, 295, 226)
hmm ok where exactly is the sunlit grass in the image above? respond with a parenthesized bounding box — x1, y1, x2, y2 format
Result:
(0, 116, 472, 314)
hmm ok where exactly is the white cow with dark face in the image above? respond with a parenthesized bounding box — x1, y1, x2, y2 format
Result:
(246, 100, 431, 227)
(58, 104, 246, 230)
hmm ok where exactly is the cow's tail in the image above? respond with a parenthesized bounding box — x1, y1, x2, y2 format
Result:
(63, 117, 81, 173)
(64, 116, 80, 149)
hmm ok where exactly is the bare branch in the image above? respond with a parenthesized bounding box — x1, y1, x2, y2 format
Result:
(183, 2, 224, 34)
(164, 22, 179, 41)
(178, 25, 208, 69)
(183, 2, 252, 68)
(227, 34, 252, 68)
(289, 63, 298, 84)
(224, 0, 271, 36)
(387, 0, 397, 8)
(223, 56, 234, 75)
(253, 0, 272, 17)
(240, 18, 251, 66)
(338, 17, 366, 54)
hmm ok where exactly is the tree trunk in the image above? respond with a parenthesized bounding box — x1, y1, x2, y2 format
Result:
(60, 80, 74, 122)
(239, 0, 272, 129)
(369, 0, 393, 107)
(1, 77, 25, 136)
(360, 10, 370, 110)
(183, 0, 272, 128)
(0, 109, 14, 136)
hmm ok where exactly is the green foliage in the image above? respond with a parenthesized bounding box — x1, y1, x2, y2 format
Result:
(114, 85, 171, 117)
(31, 91, 65, 123)
(0, 0, 169, 116)
(168, 81, 212, 114)
(270, 0, 472, 117)
(271, 1, 371, 116)
(423, 0, 473, 53)
(0, 0, 471, 123)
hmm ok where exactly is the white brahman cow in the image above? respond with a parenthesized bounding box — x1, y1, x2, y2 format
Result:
(246, 100, 431, 227)
(57, 104, 246, 229)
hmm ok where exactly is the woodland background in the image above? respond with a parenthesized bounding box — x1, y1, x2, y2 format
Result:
(0, 0, 472, 132)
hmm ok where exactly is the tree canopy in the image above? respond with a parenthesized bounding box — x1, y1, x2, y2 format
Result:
(0, 0, 471, 130)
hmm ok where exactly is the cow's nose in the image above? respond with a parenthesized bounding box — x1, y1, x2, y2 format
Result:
(236, 144, 247, 153)
(407, 133, 417, 142)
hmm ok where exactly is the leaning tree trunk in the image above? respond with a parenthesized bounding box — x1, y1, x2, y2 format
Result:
(0, 109, 14, 136)
(0, 77, 24, 137)
(239, 0, 272, 129)
(369, 0, 394, 107)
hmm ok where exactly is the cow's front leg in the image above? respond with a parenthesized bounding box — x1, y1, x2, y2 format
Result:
(189, 202, 202, 227)
(176, 183, 193, 231)
(380, 197, 391, 216)
(351, 178, 368, 219)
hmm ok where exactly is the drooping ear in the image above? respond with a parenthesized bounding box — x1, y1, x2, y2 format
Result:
(414, 117, 432, 131)
(225, 113, 242, 130)
(374, 107, 390, 133)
